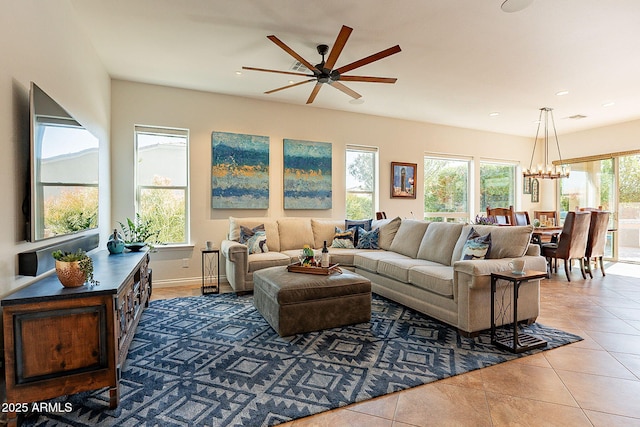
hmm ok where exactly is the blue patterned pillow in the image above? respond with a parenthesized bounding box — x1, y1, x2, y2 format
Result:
(246, 231, 268, 254)
(461, 227, 491, 260)
(345, 219, 372, 246)
(355, 227, 379, 249)
(331, 227, 355, 249)
(239, 224, 265, 244)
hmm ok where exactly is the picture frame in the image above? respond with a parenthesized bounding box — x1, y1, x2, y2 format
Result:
(391, 162, 417, 199)
(531, 178, 540, 203)
(523, 176, 532, 194)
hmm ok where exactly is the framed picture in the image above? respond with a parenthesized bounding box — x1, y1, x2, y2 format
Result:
(531, 178, 540, 203)
(391, 162, 417, 199)
(523, 176, 532, 194)
(283, 139, 332, 209)
(211, 131, 269, 209)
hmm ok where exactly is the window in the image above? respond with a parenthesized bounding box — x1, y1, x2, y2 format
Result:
(346, 146, 378, 219)
(135, 126, 189, 244)
(423, 156, 470, 222)
(479, 161, 516, 212)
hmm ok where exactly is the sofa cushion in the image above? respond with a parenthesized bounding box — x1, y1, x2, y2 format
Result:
(354, 250, 406, 273)
(247, 252, 290, 272)
(277, 218, 315, 251)
(451, 224, 533, 263)
(375, 216, 402, 250)
(377, 257, 441, 283)
(416, 222, 464, 266)
(408, 266, 454, 298)
(229, 217, 280, 252)
(389, 219, 430, 258)
(331, 228, 355, 248)
(311, 219, 344, 249)
(356, 227, 379, 249)
(460, 228, 491, 260)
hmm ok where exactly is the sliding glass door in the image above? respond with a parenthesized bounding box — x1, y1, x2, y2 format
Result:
(559, 152, 640, 263)
(618, 154, 640, 263)
(559, 158, 616, 258)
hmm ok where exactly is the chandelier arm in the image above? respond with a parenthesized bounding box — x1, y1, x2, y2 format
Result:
(527, 109, 544, 171)
(550, 109, 563, 164)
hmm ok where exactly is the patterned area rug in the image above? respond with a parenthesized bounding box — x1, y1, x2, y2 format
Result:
(24, 293, 581, 426)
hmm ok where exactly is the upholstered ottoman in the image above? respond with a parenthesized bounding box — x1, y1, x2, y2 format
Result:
(253, 266, 372, 336)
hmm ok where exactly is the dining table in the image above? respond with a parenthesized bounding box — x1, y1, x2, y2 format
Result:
(531, 226, 563, 245)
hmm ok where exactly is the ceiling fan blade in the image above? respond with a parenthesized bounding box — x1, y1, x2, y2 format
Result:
(306, 82, 323, 104)
(329, 81, 362, 99)
(340, 75, 397, 84)
(324, 25, 353, 70)
(242, 66, 315, 77)
(265, 79, 316, 95)
(335, 45, 402, 75)
(267, 35, 318, 73)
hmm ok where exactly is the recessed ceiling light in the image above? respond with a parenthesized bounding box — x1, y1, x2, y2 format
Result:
(568, 114, 587, 120)
(235, 71, 242, 76)
(602, 102, 615, 107)
(556, 90, 569, 96)
(349, 98, 365, 105)
(489, 112, 500, 117)
(288, 80, 294, 85)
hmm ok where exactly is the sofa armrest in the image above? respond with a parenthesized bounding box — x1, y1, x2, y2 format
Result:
(454, 255, 547, 283)
(526, 243, 540, 256)
(221, 239, 248, 263)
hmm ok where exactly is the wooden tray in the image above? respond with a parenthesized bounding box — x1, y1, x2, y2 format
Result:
(287, 262, 342, 275)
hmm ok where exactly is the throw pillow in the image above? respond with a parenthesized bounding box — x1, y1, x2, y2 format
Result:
(331, 227, 355, 249)
(460, 227, 492, 260)
(239, 224, 265, 244)
(345, 219, 372, 246)
(246, 231, 268, 254)
(355, 227, 379, 249)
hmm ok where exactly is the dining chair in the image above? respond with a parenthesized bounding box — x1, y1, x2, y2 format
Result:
(584, 210, 610, 278)
(375, 212, 387, 220)
(486, 206, 514, 225)
(513, 211, 530, 226)
(542, 211, 591, 282)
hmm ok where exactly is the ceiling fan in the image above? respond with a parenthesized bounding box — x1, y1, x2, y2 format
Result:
(242, 25, 401, 104)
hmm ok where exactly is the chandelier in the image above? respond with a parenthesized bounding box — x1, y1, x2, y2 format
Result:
(523, 107, 570, 179)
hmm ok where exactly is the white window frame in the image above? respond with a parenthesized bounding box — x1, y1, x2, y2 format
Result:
(424, 153, 472, 223)
(134, 125, 190, 245)
(346, 145, 379, 219)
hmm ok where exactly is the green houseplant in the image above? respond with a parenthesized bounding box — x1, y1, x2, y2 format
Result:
(118, 213, 161, 251)
(52, 249, 99, 287)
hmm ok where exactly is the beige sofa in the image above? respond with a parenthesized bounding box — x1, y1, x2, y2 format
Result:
(221, 216, 546, 335)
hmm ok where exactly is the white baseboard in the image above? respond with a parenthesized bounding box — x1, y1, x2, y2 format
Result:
(152, 275, 228, 288)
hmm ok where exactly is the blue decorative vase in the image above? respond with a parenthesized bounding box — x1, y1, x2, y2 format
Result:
(107, 229, 125, 254)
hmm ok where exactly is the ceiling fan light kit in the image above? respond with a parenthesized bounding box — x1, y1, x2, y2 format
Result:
(242, 25, 401, 104)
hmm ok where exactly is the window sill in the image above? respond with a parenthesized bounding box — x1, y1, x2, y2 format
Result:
(150, 243, 195, 252)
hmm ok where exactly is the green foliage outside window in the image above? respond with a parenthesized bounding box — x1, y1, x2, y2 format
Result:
(44, 188, 98, 237)
(139, 176, 186, 244)
(423, 159, 468, 213)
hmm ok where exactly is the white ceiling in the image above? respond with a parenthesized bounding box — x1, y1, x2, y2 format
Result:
(70, 0, 640, 137)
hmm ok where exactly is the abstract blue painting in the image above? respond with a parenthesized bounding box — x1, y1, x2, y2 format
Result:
(211, 131, 269, 209)
(283, 139, 332, 209)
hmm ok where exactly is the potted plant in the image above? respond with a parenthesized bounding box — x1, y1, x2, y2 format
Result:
(118, 213, 161, 251)
(52, 249, 99, 287)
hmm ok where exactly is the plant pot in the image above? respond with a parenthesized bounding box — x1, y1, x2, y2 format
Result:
(125, 242, 146, 252)
(55, 260, 87, 288)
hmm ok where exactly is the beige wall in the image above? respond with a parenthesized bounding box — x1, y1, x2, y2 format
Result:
(111, 80, 534, 285)
(0, 0, 110, 297)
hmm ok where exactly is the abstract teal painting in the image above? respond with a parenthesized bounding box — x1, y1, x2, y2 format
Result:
(211, 131, 269, 209)
(283, 139, 332, 209)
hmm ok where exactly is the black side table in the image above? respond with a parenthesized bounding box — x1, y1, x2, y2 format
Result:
(201, 248, 220, 295)
(490, 270, 547, 353)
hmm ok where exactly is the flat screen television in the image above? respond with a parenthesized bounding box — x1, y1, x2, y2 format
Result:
(26, 82, 99, 241)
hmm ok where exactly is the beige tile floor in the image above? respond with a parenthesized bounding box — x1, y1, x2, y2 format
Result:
(151, 262, 640, 426)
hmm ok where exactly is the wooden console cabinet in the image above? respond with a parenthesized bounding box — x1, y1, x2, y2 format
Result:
(1, 250, 151, 426)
